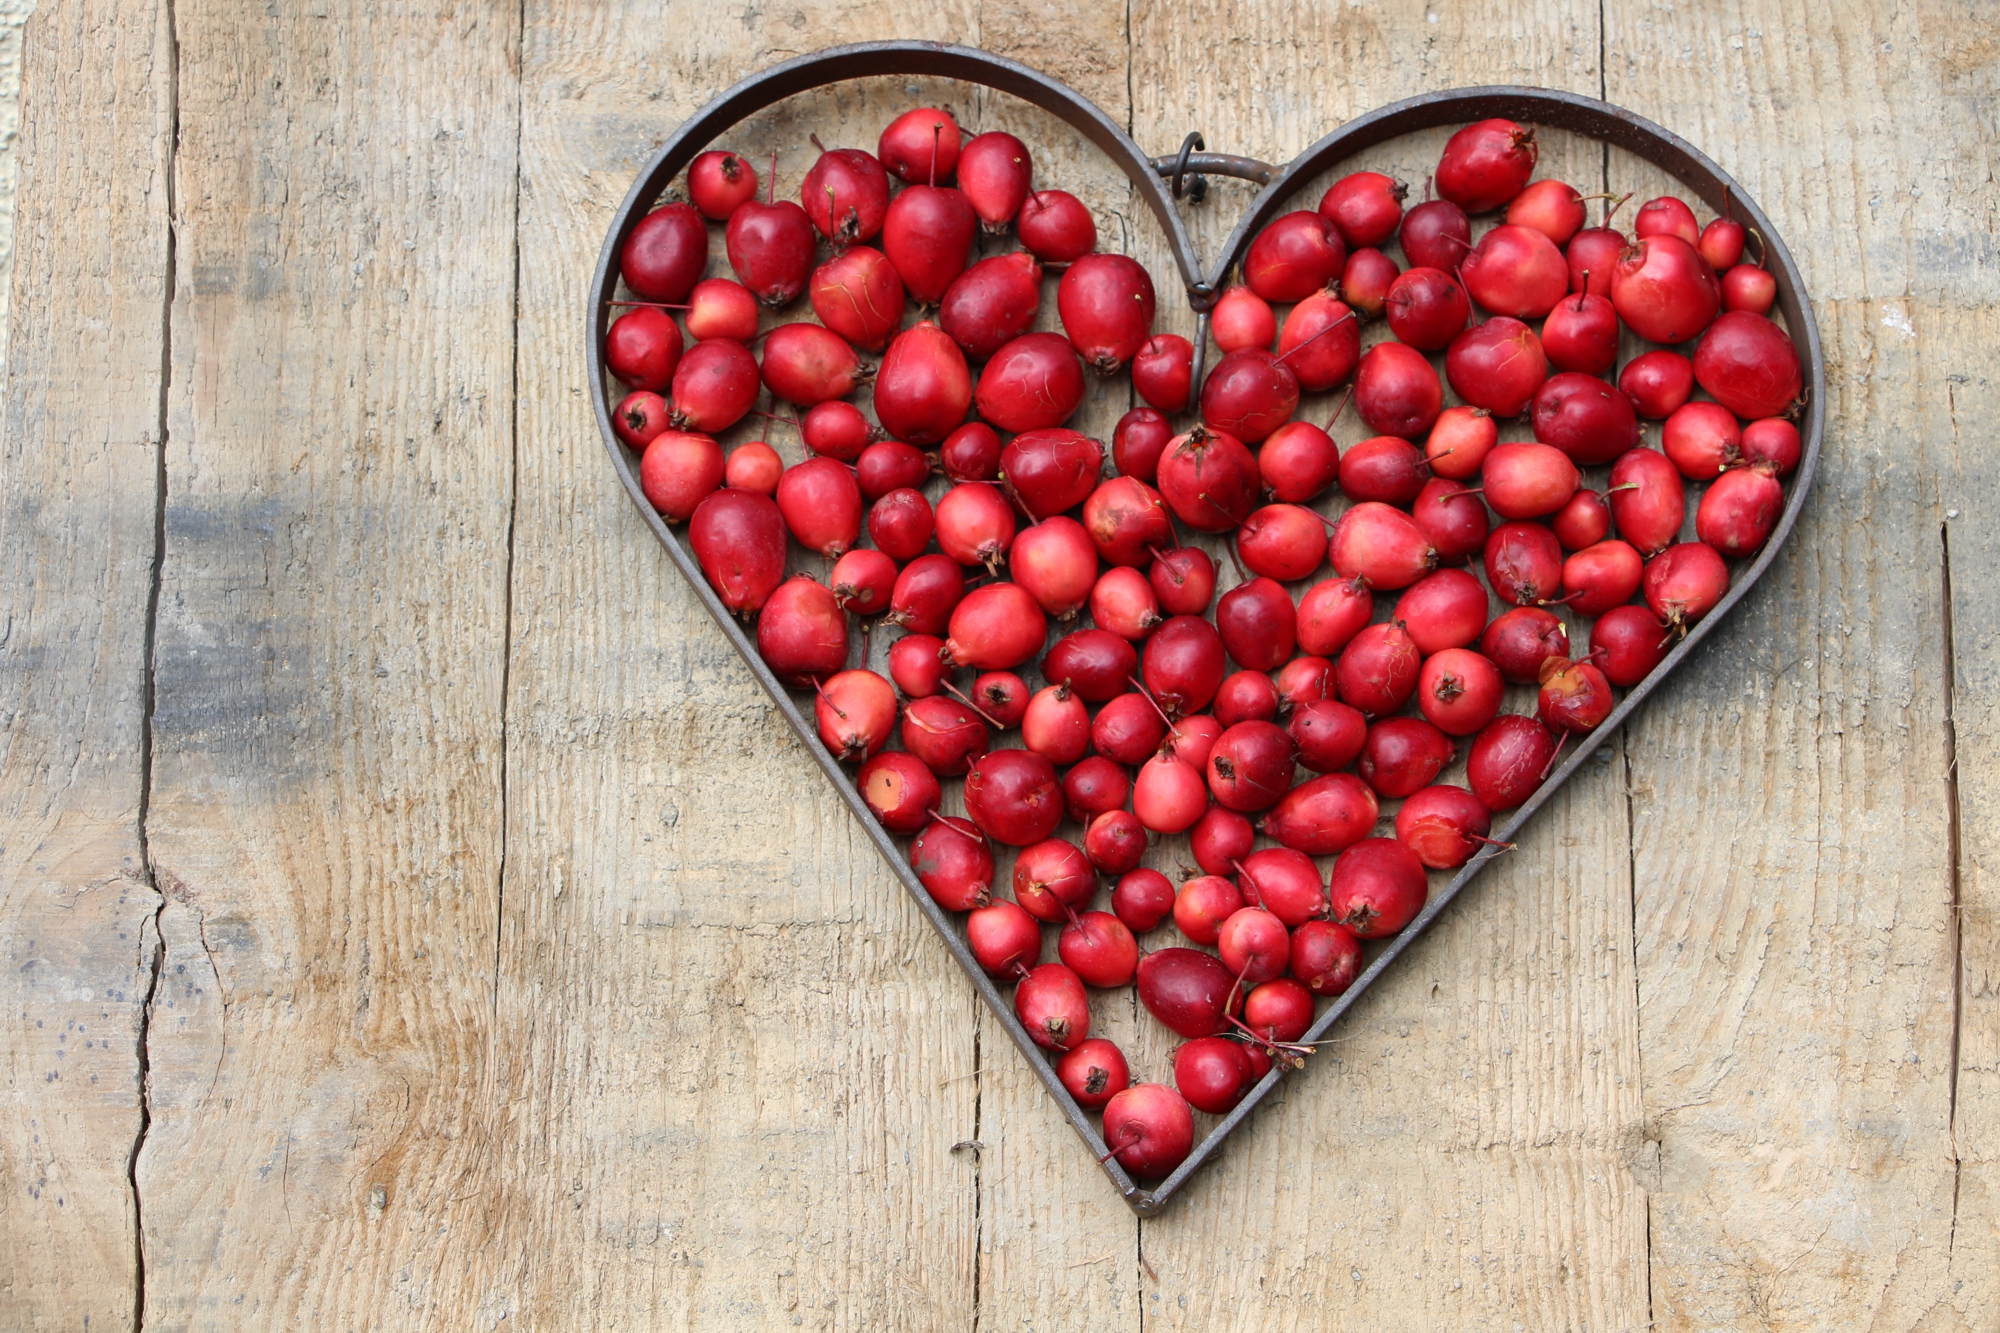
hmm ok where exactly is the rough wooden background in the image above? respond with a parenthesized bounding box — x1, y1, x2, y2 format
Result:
(0, 1, 1993, 1328)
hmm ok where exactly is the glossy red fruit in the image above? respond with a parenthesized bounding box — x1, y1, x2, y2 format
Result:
(800, 140, 890, 245)
(1424, 405, 1498, 481)
(1087, 564, 1162, 640)
(1172, 875, 1243, 946)
(1532, 372, 1639, 466)
(942, 583, 1046, 671)
(668, 280, 752, 346)
(1383, 266, 1471, 350)
(1291, 919, 1364, 996)
(1236, 505, 1326, 582)
(1212, 285, 1277, 353)
(1722, 262, 1778, 314)
(1329, 837, 1429, 938)
(1113, 867, 1176, 933)
(1130, 336, 1195, 414)
(979, 335, 1089, 435)
(1063, 757, 1130, 824)
(1166, 714, 1223, 770)
(938, 252, 1043, 361)
(1479, 606, 1569, 684)
(1218, 907, 1291, 985)
(1083, 476, 1173, 570)
(1108, 411, 1171, 488)
(882, 185, 977, 304)
(606, 307, 684, 391)
(1261, 772, 1378, 856)
(776, 456, 864, 557)
(1245, 211, 1347, 304)
(1635, 196, 1699, 246)
(1092, 692, 1167, 766)
(1399, 197, 1473, 271)
(1445, 317, 1547, 417)
(1435, 118, 1538, 213)
(1619, 349, 1696, 419)
(1016, 189, 1097, 262)
(1538, 655, 1616, 733)
(856, 440, 929, 499)
(1021, 682, 1089, 764)
(1396, 785, 1494, 869)
(1484, 520, 1565, 606)
(1607, 447, 1686, 557)
(1740, 418, 1801, 476)
(965, 749, 1064, 847)
(1016, 963, 1090, 1050)
(1693, 311, 1804, 420)
(910, 814, 995, 910)
(901, 694, 988, 775)
(1340, 435, 1429, 507)
(1191, 806, 1257, 877)
(1320, 170, 1408, 247)
(1206, 720, 1297, 813)
(1100, 1083, 1196, 1179)
(874, 321, 972, 446)
(1467, 715, 1558, 810)
(726, 188, 816, 306)
(799, 251, 900, 351)
(1699, 215, 1747, 270)
(1200, 350, 1300, 444)
(1340, 247, 1401, 319)
(621, 202, 707, 303)
(1133, 751, 1207, 833)
(1259, 421, 1341, 503)
(1173, 1035, 1250, 1114)
(1272, 656, 1335, 710)
(1398, 568, 1489, 655)
(1142, 615, 1227, 717)
(858, 751, 941, 834)
(1416, 648, 1505, 737)
(1000, 425, 1102, 518)
(1567, 225, 1626, 296)
(797, 402, 873, 466)
(761, 323, 867, 406)
(878, 106, 962, 183)
(1059, 253, 1157, 373)
(639, 430, 724, 522)
(757, 576, 848, 686)
(1663, 401, 1741, 479)
(669, 339, 761, 434)
(1359, 716, 1455, 797)
(1611, 235, 1722, 344)
(688, 150, 759, 220)
(1329, 502, 1436, 590)
(885, 554, 965, 635)
(968, 899, 1043, 977)
(1285, 698, 1367, 773)
(1044, 628, 1139, 703)
(1697, 463, 1784, 557)
(1242, 977, 1314, 1044)
(956, 131, 1033, 230)
(1412, 477, 1491, 565)
(1083, 805, 1145, 882)
(888, 633, 949, 698)
(1057, 1038, 1130, 1109)
(1277, 291, 1361, 391)
(1590, 604, 1671, 686)
(1336, 621, 1421, 715)
(830, 548, 896, 616)
(1561, 539, 1644, 617)
(689, 488, 787, 615)
(1541, 291, 1619, 375)
(1353, 341, 1444, 440)
(939, 421, 1002, 482)
(866, 487, 933, 563)
(1008, 517, 1096, 618)
(1460, 223, 1568, 319)
(1216, 578, 1299, 673)
(970, 672, 1029, 728)
(813, 668, 897, 762)
(1137, 947, 1243, 1038)
(1157, 426, 1261, 532)
(1482, 442, 1580, 519)
(1506, 179, 1588, 244)
(1150, 546, 1218, 616)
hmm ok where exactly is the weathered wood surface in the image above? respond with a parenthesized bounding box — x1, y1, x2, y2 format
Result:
(0, 0, 1992, 1329)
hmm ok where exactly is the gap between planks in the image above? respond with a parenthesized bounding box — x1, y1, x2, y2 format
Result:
(1941, 520, 1963, 1258)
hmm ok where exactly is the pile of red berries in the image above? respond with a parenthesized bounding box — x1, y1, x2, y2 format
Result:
(602, 107, 1804, 1181)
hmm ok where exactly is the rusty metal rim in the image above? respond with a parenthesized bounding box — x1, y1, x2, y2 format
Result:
(585, 48, 1824, 1218)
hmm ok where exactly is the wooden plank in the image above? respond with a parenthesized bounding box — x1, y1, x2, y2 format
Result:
(1605, 1, 1994, 1324)
(0, 2, 172, 1328)
(129, 2, 520, 1326)
(1128, 3, 1654, 1328)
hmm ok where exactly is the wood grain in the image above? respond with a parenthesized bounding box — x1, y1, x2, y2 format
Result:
(130, 2, 520, 1327)
(0, 2, 171, 1328)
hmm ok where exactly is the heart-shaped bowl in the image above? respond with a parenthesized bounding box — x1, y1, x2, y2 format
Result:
(587, 42, 1823, 1214)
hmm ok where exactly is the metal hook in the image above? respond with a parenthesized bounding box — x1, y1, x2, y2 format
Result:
(1170, 131, 1206, 201)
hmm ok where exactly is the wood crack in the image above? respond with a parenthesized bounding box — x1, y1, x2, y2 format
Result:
(1941, 520, 1962, 1260)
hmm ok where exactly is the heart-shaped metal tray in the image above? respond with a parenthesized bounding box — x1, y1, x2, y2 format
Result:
(586, 41, 1824, 1214)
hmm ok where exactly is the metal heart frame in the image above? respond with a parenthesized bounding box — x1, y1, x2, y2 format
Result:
(586, 41, 1824, 1215)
